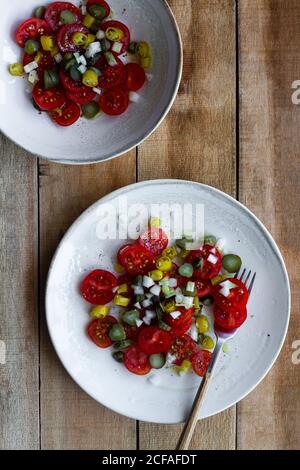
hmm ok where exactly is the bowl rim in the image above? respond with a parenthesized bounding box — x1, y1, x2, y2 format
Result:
(1, 0, 183, 165)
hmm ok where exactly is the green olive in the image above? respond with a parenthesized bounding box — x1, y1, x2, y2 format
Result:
(69, 64, 81, 81)
(25, 39, 40, 55)
(44, 69, 59, 89)
(82, 101, 100, 119)
(222, 254, 242, 273)
(60, 9, 77, 24)
(109, 324, 126, 342)
(88, 4, 106, 19)
(34, 6, 46, 18)
(112, 351, 124, 363)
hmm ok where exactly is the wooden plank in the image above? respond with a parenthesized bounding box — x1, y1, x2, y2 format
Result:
(39, 153, 137, 450)
(138, 0, 236, 450)
(0, 136, 39, 449)
(238, 0, 300, 450)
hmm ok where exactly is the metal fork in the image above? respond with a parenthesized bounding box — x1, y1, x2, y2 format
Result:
(177, 269, 256, 450)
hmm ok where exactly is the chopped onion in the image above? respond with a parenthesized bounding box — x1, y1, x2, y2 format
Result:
(81, 5, 87, 15)
(207, 253, 218, 265)
(54, 53, 62, 63)
(143, 275, 155, 288)
(145, 292, 153, 299)
(132, 285, 144, 295)
(166, 353, 177, 365)
(73, 52, 80, 63)
(24, 61, 38, 74)
(129, 91, 141, 103)
(135, 319, 143, 328)
(105, 51, 118, 66)
(170, 310, 182, 319)
(142, 298, 152, 308)
(85, 42, 102, 59)
(186, 281, 195, 292)
(96, 30, 105, 40)
(149, 284, 161, 296)
(112, 41, 123, 53)
(189, 323, 198, 342)
(78, 55, 87, 66)
(28, 70, 38, 85)
(134, 302, 142, 309)
(168, 278, 177, 288)
(78, 64, 87, 74)
(92, 87, 102, 95)
(215, 238, 226, 251)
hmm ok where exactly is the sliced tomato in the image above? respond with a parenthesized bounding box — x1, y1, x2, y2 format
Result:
(59, 68, 88, 94)
(102, 20, 130, 54)
(50, 100, 81, 126)
(87, 316, 117, 348)
(137, 326, 171, 355)
(32, 83, 66, 111)
(16, 18, 51, 47)
(98, 57, 126, 90)
(169, 334, 198, 366)
(194, 279, 212, 298)
(100, 88, 129, 115)
(45, 2, 82, 32)
(213, 278, 249, 312)
(66, 88, 97, 105)
(80, 269, 117, 305)
(125, 63, 146, 91)
(117, 244, 155, 275)
(214, 304, 247, 331)
(165, 307, 194, 335)
(87, 0, 110, 17)
(124, 346, 151, 375)
(186, 245, 222, 280)
(57, 23, 89, 53)
(191, 349, 212, 377)
(138, 228, 168, 257)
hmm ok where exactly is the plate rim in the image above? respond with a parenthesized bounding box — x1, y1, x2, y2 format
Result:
(45, 179, 291, 423)
(0, 0, 183, 165)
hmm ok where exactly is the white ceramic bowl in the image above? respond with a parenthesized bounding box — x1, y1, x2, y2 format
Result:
(46, 180, 290, 423)
(0, 0, 182, 163)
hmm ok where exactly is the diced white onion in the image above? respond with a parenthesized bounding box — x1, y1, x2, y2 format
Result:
(186, 281, 195, 292)
(143, 316, 152, 325)
(145, 309, 156, 319)
(210, 247, 217, 254)
(24, 61, 38, 74)
(145, 293, 153, 299)
(207, 253, 218, 265)
(134, 302, 142, 309)
(183, 296, 194, 309)
(85, 42, 102, 59)
(175, 294, 184, 305)
(96, 30, 105, 40)
(132, 285, 144, 295)
(112, 41, 123, 53)
(73, 52, 80, 63)
(146, 73, 153, 81)
(168, 278, 177, 288)
(81, 5, 87, 15)
(149, 284, 161, 296)
(135, 319, 143, 327)
(28, 70, 38, 85)
(92, 87, 102, 95)
(166, 353, 177, 365)
(54, 53, 63, 63)
(189, 323, 198, 342)
(170, 310, 182, 319)
(142, 298, 152, 308)
(219, 280, 237, 297)
(143, 275, 155, 288)
(78, 64, 87, 74)
(78, 55, 87, 66)
(105, 51, 118, 66)
(129, 91, 141, 103)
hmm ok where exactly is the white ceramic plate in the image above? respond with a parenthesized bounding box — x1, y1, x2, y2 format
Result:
(0, 0, 182, 163)
(46, 180, 290, 423)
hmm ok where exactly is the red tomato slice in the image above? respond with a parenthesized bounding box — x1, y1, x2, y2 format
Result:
(194, 279, 212, 298)
(57, 23, 89, 53)
(138, 228, 168, 257)
(214, 304, 247, 331)
(87, 0, 110, 17)
(45, 2, 82, 32)
(50, 100, 81, 126)
(80, 269, 117, 305)
(169, 334, 198, 366)
(117, 244, 155, 275)
(16, 18, 51, 47)
(213, 278, 249, 312)
(125, 63, 146, 91)
(186, 245, 222, 280)
(124, 346, 151, 375)
(59, 68, 89, 94)
(137, 326, 172, 355)
(98, 57, 126, 90)
(32, 83, 66, 111)
(87, 316, 117, 348)
(66, 89, 97, 105)
(191, 349, 212, 377)
(165, 307, 194, 334)
(102, 20, 130, 54)
(100, 88, 129, 116)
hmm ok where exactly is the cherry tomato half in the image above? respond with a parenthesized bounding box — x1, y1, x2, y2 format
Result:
(80, 269, 117, 305)
(165, 307, 194, 335)
(102, 20, 130, 54)
(87, 0, 110, 17)
(66, 88, 97, 105)
(57, 23, 89, 53)
(125, 63, 146, 91)
(213, 304, 247, 331)
(100, 88, 129, 116)
(117, 244, 155, 275)
(16, 18, 51, 47)
(169, 334, 199, 366)
(98, 57, 126, 90)
(186, 245, 222, 280)
(87, 316, 117, 348)
(45, 2, 82, 32)
(137, 326, 172, 355)
(32, 83, 66, 111)
(213, 278, 249, 312)
(191, 349, 212, 377)
(59, 68, 89, 94)
(138, 228, 168, 257)
(50, 100, 81, 127)
(194, 279, 212, 298)
(124, 346, 151, 375)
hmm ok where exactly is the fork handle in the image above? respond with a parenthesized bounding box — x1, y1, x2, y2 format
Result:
(177, 371, 212, 450)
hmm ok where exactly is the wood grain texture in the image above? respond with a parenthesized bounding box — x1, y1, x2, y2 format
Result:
(0, 136, 39, 449)
(138, 0, 237, 450)
(39, 154, 137, 449)
(238, 0, 300, 449)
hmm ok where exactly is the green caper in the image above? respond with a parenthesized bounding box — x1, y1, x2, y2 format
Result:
(122, 309, 140, 326)
(88, 4, 106, 19)
(113, 340, 134, 350)
(204, 235, 217, 245)
(44, 69, 59, 89)
(82, 101, 100, 119)
(69, 64, 81, 81)
(34, 6, 46, 18)
(60, 9, 77, 24)
(222, 254, 242, 273)
(25, 39, 40, 55)
(112, 351, 124, 363)
(109, 324, 126, 342)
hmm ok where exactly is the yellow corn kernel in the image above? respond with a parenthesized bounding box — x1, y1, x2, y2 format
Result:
(117, 283, 128, 295)
(162, 246, 177, 260)
(140, 56, 152, 69)
(83, 14, 95, 28)
(163, 299, 176, 314)
(72, 32, 88, 46)
(34, 51, 43, 63)
(211, 275, 223, 286)
(178, 248, 188, 258)
(149, 269, 164, 281)
(136, 42, 150, 58)
(114, 263, 124, 273)
(201, 336, 215, 350)
(90, 305, 110, 318)
(114, 295, 130, 307)
(84, 33, 96, 47)
(149, 217, 160, 228)
(105, 27, 124, 41)
(50, 45, 59, 57)
(196, 315, 209, 334)
(8, 62, 24, 76)
(156, 256, 172, 272)
(175, 359, 191, 375)
(40, 35, 55, 51)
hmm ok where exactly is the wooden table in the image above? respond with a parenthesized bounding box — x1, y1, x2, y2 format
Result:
(1, 0, 300, 450)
